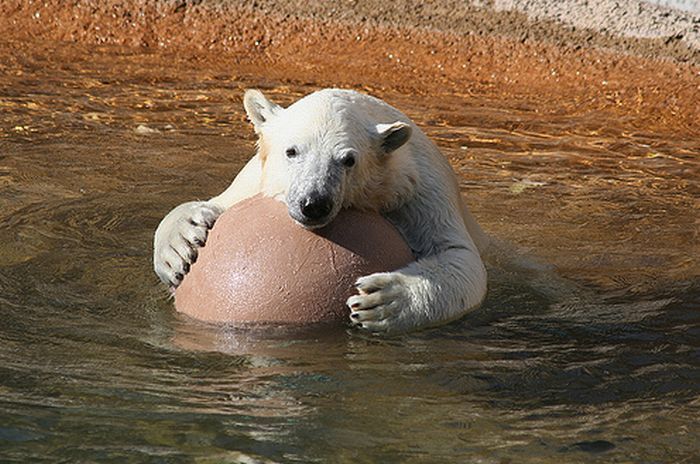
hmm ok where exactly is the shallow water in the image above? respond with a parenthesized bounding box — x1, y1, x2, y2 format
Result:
(0, 41, 698, 463)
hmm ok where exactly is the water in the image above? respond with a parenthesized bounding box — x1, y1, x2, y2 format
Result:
(1, 40, 698, 463)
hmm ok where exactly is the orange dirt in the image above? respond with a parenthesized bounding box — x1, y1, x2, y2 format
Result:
(1, 0, 698, 136)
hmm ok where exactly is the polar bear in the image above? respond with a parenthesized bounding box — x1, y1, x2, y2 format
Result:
(154, 89, 490, 334)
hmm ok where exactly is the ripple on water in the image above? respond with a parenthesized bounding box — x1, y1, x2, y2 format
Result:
(0, 42, 698, 463)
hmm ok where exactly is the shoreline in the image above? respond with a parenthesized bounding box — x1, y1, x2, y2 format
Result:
(2, 0, 699, 135)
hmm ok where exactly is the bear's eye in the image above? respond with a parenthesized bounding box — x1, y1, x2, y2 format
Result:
(341, 152, 356, 168)
(285, 147, 298, 158)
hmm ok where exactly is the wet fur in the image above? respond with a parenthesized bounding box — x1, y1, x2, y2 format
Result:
(154, 88, 488, 333)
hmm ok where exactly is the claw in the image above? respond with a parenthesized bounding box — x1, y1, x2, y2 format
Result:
(346, 272, 413, 333)
(153, 200, 223, 287)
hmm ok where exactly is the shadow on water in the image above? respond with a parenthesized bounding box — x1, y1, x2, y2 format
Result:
(0, 41, 698, 463)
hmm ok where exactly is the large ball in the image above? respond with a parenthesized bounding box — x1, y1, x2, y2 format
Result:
(174, 195, 414, 325)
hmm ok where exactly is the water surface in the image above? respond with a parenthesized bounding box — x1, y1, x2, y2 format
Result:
(0, 41, 698, 463)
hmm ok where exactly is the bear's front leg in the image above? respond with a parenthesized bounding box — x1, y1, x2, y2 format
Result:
(153, 201, 223, 288)
(346, 247, 487, 333)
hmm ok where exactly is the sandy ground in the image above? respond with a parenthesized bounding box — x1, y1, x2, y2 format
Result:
(0, 0, 698, 135)
(496, 0, 699, 53)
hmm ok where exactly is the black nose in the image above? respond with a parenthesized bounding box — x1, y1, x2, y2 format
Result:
(300, 194, 333, 221)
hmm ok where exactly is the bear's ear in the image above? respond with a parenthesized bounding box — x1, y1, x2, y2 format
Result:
(243, 89, 282, 132)
(376, 122, 412, 154)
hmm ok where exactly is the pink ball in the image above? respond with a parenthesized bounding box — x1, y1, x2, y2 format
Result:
(174, 195, 414, 325)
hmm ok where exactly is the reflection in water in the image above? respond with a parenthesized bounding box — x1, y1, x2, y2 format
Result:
(0, 41, 698, 463)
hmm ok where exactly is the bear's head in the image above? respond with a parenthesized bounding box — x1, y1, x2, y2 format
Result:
(243, 89, 417, 228)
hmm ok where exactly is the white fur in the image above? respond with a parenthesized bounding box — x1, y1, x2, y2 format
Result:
(153, 89, 488, 333)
